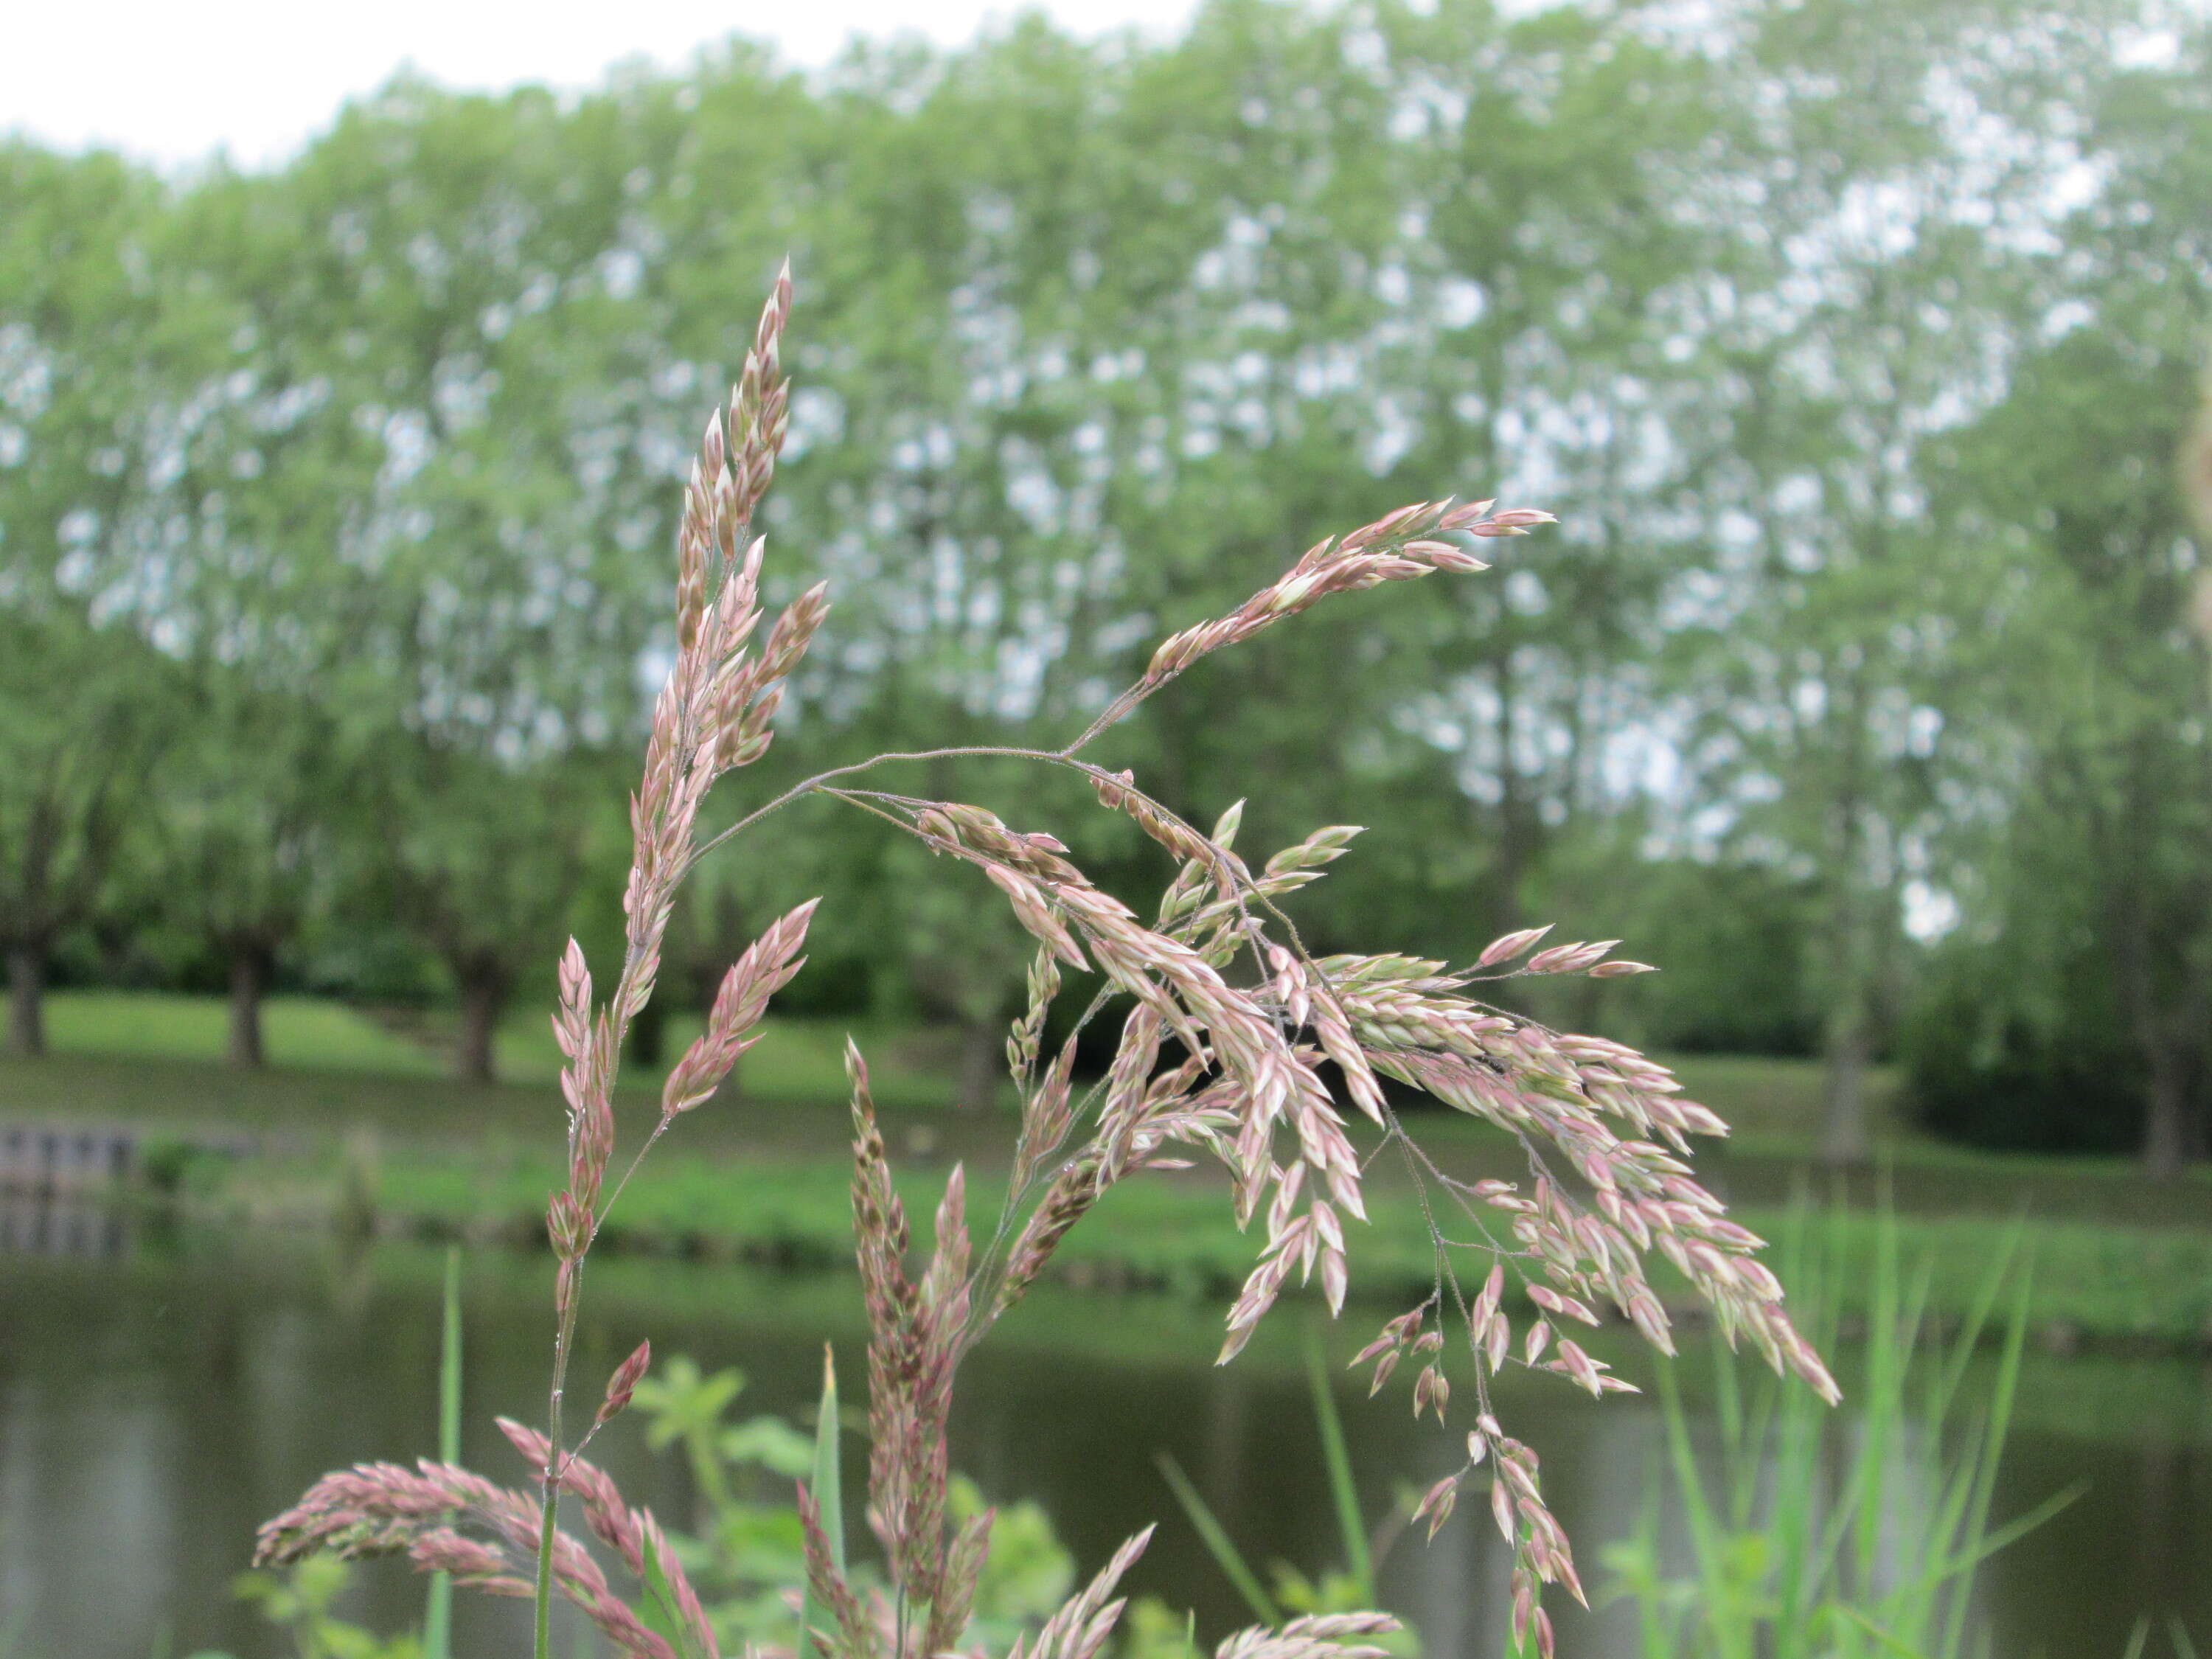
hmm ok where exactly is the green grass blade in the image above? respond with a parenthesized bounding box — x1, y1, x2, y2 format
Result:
(1306, 1332, 1372, 1600)
(1156, 1452, 1281, 1625)
(424, 1246, 462, 1659)
(1835, 1603, 1935, 1658)
(641, 1528, 703, 1659)
(1944, 1481, 2084, 1576)
(1655, 1357, 1722, 1568)
(1937, 1255, 2035, 1659)
(797, 1344, 844, 1657)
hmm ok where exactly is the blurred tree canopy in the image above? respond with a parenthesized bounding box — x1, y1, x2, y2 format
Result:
(1, 0, 2207, 1172)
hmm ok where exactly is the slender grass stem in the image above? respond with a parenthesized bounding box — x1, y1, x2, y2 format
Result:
(1306, 1332, 1373, 1601)
(423, 1247, 462, 1659)
(532, 1279, 581, 1659)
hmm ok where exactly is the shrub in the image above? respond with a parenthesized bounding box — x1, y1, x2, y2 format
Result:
(1902, 944, 2146, 1155)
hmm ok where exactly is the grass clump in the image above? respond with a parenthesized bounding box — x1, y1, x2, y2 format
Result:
(1604, 1217, 2059, 1658)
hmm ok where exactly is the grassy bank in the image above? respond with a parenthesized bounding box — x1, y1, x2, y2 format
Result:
(18, 991, 2212, 1347)
(21, 993, 2212, 1221)
(185, 1138, 2212, 1352)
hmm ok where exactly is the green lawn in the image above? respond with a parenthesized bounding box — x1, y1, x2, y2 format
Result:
(4, 990, 959, 1144)
(36, 987, 970, 1103)
(41, 992, 439, 1074)
(18, 991, 1891, 1138)
(1660, 1051, 1902, 1143)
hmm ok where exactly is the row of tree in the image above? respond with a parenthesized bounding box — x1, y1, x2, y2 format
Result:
(4, 0, 2209, 1168)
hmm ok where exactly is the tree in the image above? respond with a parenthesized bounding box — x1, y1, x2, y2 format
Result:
(150, 672, 340, 1067)
(0, 143, 191, 1054)
(1916, 23, 2212, 1174)
(373, 740, 611, 1082)
(1668, 0, 2122, 1161)
(257, 82, 678, 1078)
(0, 614, 172, 1052)
(128, 164, 389, 1066)
(1374, 1, 1733, 940)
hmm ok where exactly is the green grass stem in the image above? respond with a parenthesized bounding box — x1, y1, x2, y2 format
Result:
(1306, 1332, 1372, 1601)
(423, 1247, 461, 1659)
(1154, 1453, 1281, 1626)
(1607, 1209, 2076, 1658)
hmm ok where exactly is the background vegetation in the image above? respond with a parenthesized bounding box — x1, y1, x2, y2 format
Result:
(5, 0, 2211, 1176)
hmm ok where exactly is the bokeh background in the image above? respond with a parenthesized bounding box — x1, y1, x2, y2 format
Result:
(4, 0, 2212, 1655)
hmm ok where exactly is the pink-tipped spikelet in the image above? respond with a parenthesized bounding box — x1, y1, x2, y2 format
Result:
(260, 263, 1832, 1659)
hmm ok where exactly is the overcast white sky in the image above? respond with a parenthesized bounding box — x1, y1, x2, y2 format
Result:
(3, 0, 1203, 171)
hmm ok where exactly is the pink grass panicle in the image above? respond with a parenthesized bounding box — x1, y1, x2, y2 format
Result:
(258, 265, 1834, 1659)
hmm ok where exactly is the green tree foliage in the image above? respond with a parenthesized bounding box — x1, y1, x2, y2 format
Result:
(1663, 0, 2136, 1161)
(1896, 32, 2212, 1171)
(0, 143, 199, 1053)
(3, 0, 2208, 1159)
(261, 84, 675, 1077)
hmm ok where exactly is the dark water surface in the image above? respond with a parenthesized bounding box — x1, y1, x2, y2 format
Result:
(2, 1208, 2208, 1658)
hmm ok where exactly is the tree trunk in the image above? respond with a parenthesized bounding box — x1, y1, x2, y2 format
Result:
(7, 945, 45, 1057)
(625, 992, 667, 1069)
(1819, 667, 1879, 1169)
(1492, 649, 1531, 925)
(956, 1015, 1002, 1114)
(1820, 995, 1873, 1166)
(456, 971, 508, 1085)
(228, 942, 268, 1069)
(1818, 890, 1880, 1167)
(2140, 1039, 2189, 1182)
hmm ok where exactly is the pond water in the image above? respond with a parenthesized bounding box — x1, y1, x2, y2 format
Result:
(1, 1202, 2209, 1658)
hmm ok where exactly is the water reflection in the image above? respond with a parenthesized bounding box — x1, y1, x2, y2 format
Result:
(0, 1122, 136, 1195)
(0, 1192, 131, 1258)
(0, 1227, 2205, 1658)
